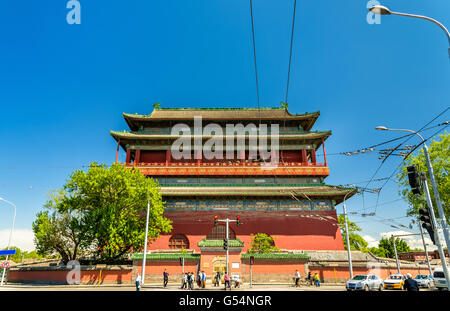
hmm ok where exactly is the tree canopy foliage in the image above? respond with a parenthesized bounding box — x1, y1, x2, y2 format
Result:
(397, 132, 449, 222)
(368, 237, 412, 258)
(338, 215, 368, 251)
(32, 163, 172, 263)
(247, 233, 280, 254)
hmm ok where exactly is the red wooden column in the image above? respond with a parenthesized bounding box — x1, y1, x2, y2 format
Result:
(166, 150, 171, 166)
(126, 149, 131, 164)
(115, 139, 121, 163)
(322, 138, 327, 166)
(240, 149, 245, 166)
(135, 149, 141, 164)
(311, 148, 317, 165)
(196, 149, 202, 166)
(301, 149, 308, 166)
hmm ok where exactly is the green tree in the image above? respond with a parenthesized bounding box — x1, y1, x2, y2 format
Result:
(247, 233, 280, 254)
(338, 215, 368, 251)
(397, 132, 449, 222)
(33, 189, 94, 263)
(33, 163, 172, 263)
(376, 237, 411, 258)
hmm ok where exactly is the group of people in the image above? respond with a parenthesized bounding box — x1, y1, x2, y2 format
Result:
(293, 270, 321, 287)
(180, 270, 207, 289)
(135, 269, 237, 291)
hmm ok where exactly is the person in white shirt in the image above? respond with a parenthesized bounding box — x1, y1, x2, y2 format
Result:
(135, 274, 142, 291)
(294, 270, 301, 287)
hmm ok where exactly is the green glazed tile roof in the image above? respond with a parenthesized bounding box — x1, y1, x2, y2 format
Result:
(110, 130, 331, 140)
(241, 253, 309, 260)
(198, 239, 244, 248)
(131, 253, 200, 260)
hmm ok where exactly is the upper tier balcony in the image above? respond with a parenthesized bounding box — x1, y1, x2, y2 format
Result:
(124, 160, 329, 176)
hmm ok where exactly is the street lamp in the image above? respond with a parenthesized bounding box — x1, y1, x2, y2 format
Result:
(130, 185, 151, 286)
(375, 125, 449, 249)
(0, 197, 16, 286)
(141, 191, 150, 286)
(369, 5, 391, 16)
(369, 4, 450, 58)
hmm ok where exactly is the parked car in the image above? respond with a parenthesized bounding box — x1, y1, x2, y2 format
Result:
(433, 267, 448, 290)
(414, 274, 434, 288)
(383, 273, 406, 290)
(346, 274, 384, 291)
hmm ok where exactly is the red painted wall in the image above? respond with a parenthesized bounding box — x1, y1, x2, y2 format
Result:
(8, 269, 132, 284)
(280, 151, 301, 162)
(149, 210, 344, 251)
(140, 151, 166, 163)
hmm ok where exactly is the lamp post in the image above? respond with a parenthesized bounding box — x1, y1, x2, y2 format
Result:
(141, 192, 150, 286)
(375, 126, 450, 252)
(342, 190, 354, 279)
(0, 197, 16, 286)
(369, 5, 450, 58)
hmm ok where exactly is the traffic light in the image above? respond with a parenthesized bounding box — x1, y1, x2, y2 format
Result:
(179, 257, 184, 266)
(214, 215, 218, 226)
(236, 216, 240, 227)
(223, 239, 228, 250)
(407, 165, 422, 195)
(250, 256, 254, 265)
(419, 208, 436, 245)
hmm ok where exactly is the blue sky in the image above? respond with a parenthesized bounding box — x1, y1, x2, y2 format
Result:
(0, 0, 448, 251)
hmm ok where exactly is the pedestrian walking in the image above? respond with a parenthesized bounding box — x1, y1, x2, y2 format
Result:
(197, 272, 201, 288)
(404, 273, 419, 292)
(314, 272, 320, 287)
(135, 274, 141, 292)
(201, 271, 206, 289)
(187, 272, 193, 290)
(293, 270, 301, 287)
(181, 272, 188, 289)
(163, 269, 169, 288)
(214, 272, 220, 287)
(224, 272, 231, 290)
(307, 272, 312, 285)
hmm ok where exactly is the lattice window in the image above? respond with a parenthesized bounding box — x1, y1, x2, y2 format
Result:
(206, 225, 236, 240)
(169, 234, 190, 249)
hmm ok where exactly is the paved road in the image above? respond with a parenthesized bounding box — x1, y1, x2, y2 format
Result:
(0, 283, 441, 291)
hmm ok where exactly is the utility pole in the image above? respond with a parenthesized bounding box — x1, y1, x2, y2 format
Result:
(421, 174, 450, 290)
(392, 235, 401, 274)
(342, 191, 354, 279)
(225, 218, 229, 275)
(215, 216, 240, 276)
(375, 126, 450, 252)
(141, 194, 151, 285)
(418, 221, 433, 276)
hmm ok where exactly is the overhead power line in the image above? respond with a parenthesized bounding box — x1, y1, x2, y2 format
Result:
(285, 0, 297, 106)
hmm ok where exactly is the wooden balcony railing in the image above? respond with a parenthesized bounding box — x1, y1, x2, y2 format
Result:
(125, 161, 327, 168)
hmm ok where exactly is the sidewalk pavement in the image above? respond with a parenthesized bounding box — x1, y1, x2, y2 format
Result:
(0, 282, 346, 291)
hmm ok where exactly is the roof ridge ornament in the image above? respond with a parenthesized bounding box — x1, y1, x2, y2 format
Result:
(280, 101, 289, 110)
(153, 102, 161, 110)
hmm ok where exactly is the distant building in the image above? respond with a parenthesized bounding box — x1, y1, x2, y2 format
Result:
(398, 250, 449, 262)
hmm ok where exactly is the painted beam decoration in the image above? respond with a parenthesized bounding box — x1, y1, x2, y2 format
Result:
(164, 198, 333, 211)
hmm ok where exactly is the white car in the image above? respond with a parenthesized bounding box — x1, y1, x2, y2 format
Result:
(414, 274, 434, 288)
(433, 267, 448, 290)
(346, 274, 384, 291)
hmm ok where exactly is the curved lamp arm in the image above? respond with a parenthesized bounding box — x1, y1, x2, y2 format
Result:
(391, 11, 450, 47)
